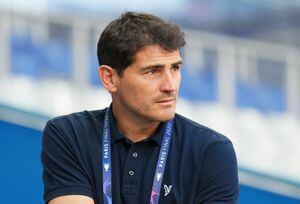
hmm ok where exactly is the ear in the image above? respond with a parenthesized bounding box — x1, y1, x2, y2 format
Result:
(98, 65, 119, 92)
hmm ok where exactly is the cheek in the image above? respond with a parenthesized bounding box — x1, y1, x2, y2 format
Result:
(119, 77, 159, 104)
(125, 84, 153, 112)
(174, 73, 181, 90)
(177, 75, 181, 87)
(121, 81, 147, 102)
(135, 85, 156, 103)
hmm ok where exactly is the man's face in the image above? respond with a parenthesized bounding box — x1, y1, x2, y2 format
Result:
(113, 45, 183, 123)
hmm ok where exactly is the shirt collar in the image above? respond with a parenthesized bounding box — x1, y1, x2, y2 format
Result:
(108, 104, 166, 146)
(109, 105, 125, 144)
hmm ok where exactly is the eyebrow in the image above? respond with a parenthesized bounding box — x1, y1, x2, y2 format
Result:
(140, 60, 183, 72)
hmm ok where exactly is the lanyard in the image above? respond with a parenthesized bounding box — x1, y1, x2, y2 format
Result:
(102, 108, 174, 204)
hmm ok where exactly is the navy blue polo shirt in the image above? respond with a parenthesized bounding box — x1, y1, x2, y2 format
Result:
(41, 107, 239, 204)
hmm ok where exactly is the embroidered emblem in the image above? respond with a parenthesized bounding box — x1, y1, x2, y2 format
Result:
(164, 185, 172, 196)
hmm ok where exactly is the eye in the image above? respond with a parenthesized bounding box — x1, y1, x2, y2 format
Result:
(172, 65, 181, 71)
(146, 69, 158, 75)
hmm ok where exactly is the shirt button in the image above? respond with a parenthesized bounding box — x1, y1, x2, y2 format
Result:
(132, 152, 138, 158)
(128, 170, 135, 176)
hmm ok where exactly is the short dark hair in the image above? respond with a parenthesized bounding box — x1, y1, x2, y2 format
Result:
(97, 11, 186, 76)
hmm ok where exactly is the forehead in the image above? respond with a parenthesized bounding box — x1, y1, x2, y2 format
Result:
(131, 45, 182, 67)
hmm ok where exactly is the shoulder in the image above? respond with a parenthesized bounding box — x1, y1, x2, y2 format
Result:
(42, 109, 106, 145)
(47, 109, 105, 127)
(173, 113, 234, 161)
(44, 109, 106, 135)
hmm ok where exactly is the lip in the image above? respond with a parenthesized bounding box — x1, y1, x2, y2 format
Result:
(157, 98, 175, 105)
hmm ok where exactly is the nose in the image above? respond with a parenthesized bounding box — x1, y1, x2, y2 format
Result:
(160, 70, 176, 93)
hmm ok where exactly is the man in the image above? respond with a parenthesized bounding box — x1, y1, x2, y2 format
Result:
(41, 11, 239, 204)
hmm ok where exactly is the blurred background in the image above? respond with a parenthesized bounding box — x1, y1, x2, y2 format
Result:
(0, 0, 300, 203)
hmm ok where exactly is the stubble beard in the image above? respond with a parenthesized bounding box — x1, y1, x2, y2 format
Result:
(142, 100, 177, 122)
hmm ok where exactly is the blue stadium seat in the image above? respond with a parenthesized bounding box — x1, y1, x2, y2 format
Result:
(10, 34, 43, 78)
(41, 39, 72, 79)
(180, 67, 217, 101)
(10, 34, 72, 79)
(236, 80, 286, 112)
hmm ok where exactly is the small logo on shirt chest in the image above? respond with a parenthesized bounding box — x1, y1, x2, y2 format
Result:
(164, 184, 172, 196)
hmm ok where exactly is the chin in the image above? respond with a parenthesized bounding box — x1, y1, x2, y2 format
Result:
(156, 111, 176, 122)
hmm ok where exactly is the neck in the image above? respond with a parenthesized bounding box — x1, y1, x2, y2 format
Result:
(112, 102, 160, 143)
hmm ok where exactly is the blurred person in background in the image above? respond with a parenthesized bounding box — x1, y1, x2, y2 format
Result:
(41, 11, 239, 204)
